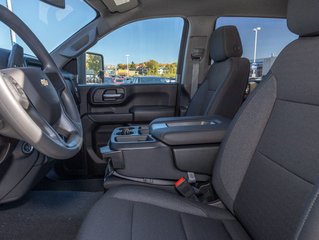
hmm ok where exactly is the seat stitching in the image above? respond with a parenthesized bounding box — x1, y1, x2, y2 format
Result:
(295, 187, 319, 239)
(257, 150, 313, 185)
(110, 195, 209, 218)
(221, 220, 234, 240)
(179, 213, 189, 240)
(277, 98, 319, 107)
(130, 203, 134, 240)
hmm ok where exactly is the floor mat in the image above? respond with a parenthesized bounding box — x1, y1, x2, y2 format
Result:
(0, 191, 102, 240)
(35, 177, 105, 192)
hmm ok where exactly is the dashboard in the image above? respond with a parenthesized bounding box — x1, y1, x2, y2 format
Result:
(0, 47, 42, 69)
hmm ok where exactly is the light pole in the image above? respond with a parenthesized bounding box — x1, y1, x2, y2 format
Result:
(252, 27, 261, 78)
(253, 27, 261, 63)
(125, 54, 130, 77)
(6, 0, 17, 46)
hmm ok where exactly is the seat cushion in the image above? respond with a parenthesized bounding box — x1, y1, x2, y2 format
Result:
(77, 186, 250, 240)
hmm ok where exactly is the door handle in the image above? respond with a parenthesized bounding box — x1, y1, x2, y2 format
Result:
(103, 93, 123, 99)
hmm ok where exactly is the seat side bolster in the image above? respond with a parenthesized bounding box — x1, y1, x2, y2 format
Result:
(107, 185, 235, 220)
(213, 75, 277, 212)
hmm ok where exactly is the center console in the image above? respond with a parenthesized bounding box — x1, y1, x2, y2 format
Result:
(101, 115, 231, 187)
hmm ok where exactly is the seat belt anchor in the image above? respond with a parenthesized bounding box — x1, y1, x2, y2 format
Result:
(191, 48, 205, 62)
(187, 172, 196, 184)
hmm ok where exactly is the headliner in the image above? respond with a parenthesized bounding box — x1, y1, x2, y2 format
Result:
(89, 0, 289, 18)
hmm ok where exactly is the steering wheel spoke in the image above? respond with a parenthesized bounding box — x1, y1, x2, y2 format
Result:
(53, 107, 82, 143)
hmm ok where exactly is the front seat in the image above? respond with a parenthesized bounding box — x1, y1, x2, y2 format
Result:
(184, 25, 250, 119)
(77, 0, 319, 239)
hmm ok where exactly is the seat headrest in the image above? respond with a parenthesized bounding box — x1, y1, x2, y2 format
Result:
(210, 26, 243, 62)
(287, 0, 319, 37)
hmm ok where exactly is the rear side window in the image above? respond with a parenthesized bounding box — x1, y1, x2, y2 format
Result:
(216, 17, 297, 82)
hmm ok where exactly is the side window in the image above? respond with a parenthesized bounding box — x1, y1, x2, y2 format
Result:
(216, 17, 297, 83)
(84, 18, 184, 85)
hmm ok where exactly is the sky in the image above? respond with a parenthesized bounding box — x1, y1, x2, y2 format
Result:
(0, 0, 96, 53)
(0, 0, 297, 65)
(217, 17, 298, 60)
(90, 18, 184, 65)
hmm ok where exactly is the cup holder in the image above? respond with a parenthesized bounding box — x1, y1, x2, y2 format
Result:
(110, 126, 157, 150)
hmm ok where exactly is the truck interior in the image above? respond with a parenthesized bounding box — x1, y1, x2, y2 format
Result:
(0, 0, 318, 239)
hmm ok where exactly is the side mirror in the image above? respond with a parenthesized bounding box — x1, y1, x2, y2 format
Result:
(85, 52, 104, 84)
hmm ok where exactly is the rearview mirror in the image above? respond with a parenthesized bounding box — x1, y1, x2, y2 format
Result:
(40, 0, 65, 9)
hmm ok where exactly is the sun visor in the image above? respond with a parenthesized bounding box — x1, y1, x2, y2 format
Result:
(102, 0, 139, 13)
(40, 0, 65, 9)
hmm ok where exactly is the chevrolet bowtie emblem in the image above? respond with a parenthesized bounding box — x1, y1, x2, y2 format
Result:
(40, 79, 49, 87)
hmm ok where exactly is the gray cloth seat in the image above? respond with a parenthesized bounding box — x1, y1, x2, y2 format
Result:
(78, 186, 250, 240)
(185, 25, 249, 119)
(77, 0, 319, 239)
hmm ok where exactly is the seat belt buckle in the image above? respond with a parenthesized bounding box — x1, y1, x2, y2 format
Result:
(175, 177, 196, 199)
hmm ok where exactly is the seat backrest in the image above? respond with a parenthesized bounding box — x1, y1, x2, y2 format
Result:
(186, 26, 250, 119)
(213, 0, 319, 239)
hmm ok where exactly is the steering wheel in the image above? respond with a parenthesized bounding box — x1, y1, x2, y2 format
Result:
(0, 5, 83, 159)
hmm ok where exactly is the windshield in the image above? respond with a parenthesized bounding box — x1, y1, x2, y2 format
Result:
(0, 0, 96, 55)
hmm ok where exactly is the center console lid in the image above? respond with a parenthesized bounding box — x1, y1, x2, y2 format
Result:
(150, 115, 231, 146)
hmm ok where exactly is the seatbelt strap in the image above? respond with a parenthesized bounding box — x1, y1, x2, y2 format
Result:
(112, 171, 176, 186)
(191, 62, 200, 97)
(190, 48, 205, 98)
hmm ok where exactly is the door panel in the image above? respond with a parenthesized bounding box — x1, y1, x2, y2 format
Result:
(78, 83, 178, 176)
(80, 83, 177, 119)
